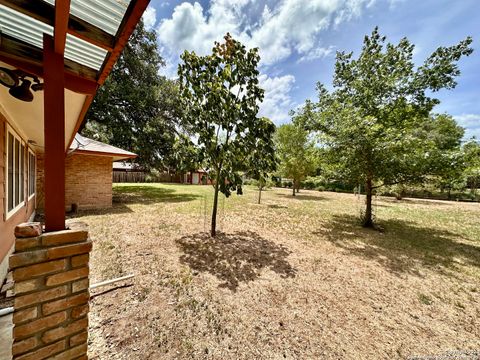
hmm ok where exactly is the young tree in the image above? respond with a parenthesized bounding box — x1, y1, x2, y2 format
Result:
(275, 124, 316, 196)
(424, 114, 466, 197)
(83, 20, 183, 170)
(245, 117, 277, 204)
(166, 134, 200, 182)
(462, 140, 480, 198)
(298, 27, 472, 227)
(178, 34, 272, 237)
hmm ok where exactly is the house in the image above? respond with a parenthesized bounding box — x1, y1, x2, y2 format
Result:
(0, 1, 149, 359)
(35, 134, 137, 211)
(184, 169, 212, 185)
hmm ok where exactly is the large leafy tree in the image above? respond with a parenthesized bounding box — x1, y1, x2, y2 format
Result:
(178, 34, 271, 237)
(275, 123, 316, 196)
(297, 27, 472, 227)
(82, 20, 183, 170)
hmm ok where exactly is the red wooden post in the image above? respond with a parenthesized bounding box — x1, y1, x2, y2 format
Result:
(43, 34, 66, 232)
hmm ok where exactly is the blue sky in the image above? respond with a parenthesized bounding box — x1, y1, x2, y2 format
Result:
(142, 0, 479, 139)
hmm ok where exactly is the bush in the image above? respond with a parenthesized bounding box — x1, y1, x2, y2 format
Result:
(303, 176, 324, 190)
(243, 179, 259, 186)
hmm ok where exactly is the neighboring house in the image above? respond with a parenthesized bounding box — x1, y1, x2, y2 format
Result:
(35, 134, 137, 211)
(0, 1, 148, 283)
(184, 170, 212, 185)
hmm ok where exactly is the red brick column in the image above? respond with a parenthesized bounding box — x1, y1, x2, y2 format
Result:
(9, 221, 91, 360)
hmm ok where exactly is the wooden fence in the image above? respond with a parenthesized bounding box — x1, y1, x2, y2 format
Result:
(113, 171, 183, 183)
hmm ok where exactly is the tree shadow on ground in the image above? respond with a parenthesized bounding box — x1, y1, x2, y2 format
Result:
(176, 231, 296, 291)
(315, 214, 480, 277)
(113, 186, 201, 204)
(380, 197, 450, 206)
(36, 203, 134, 221)
(276, 193, 326, 201)
(267, 204, 288, 209)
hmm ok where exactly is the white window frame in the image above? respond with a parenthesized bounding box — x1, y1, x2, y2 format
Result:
(28, 148, 36, 201)
(5, 124, 26, 220)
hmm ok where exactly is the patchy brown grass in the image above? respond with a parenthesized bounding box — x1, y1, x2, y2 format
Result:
(71, 184, 480, 359)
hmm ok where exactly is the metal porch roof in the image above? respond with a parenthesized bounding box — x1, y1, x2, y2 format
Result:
(0, 4, 108, 70)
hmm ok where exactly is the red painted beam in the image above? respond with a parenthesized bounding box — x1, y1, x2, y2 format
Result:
(98, 0, 150, 85)
(43, 34, 66, 232)
(54, 0, 70, 54)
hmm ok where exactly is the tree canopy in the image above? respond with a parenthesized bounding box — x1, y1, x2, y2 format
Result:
(178, 34, 274, 236)
(246, 117, 277, 204)
(275, 123, 316, 196)
(295, 27, 473, 227)
(82, 20, 184, 170)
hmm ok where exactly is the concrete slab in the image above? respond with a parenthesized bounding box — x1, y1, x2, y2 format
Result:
(0, 312, 12, 360)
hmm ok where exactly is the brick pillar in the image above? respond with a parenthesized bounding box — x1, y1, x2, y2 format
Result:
(9, 221, 91, 360)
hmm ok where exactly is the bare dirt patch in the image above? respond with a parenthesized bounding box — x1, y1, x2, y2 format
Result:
(72, 184, 480, 359)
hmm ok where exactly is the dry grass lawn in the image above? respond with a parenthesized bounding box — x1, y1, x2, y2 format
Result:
(71, 183, 480, 359)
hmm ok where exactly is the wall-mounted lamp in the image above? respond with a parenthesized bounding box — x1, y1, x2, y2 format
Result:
(0, 67, 44, 102)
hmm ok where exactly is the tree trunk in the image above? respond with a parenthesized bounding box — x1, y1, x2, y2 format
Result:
(363, 178, 374, 228)
(211, 176, 221, 237)
(258, 184, 263, 204)
(292, 179, 296, 196)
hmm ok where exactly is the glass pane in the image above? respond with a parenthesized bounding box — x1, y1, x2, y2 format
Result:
(14, 138, 19, 206)
(8, 134, 13, 211)
(29, 154, 32, 196)
(33, 156, 36, 194)
(20, 145, 25, 202)
(30, 153, 36, 196)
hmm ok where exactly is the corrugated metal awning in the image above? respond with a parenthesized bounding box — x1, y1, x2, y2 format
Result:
(0, 0, 136, 76)
(42, 0, 131, 36)
(0, 4, 108, 70)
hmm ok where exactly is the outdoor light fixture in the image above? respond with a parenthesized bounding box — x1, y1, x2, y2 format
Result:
(0, 67, 18, 88)
(0, 68, 44, 102)
(9, 79, 34, 102)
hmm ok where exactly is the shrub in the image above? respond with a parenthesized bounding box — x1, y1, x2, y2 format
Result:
(243, 179, 259, 186)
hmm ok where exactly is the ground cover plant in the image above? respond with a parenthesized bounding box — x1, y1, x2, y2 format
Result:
(72, 183, 480, 360)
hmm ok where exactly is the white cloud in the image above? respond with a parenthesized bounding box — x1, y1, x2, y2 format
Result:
(157, 1, 250, 56)
(258, 74, 296, 124)
(156, 0, 374, 124)
(298, 45, 335, 63)
(157, 0, 374, 65)
(143, 6, 157, 30)
(454, 114, 480, 139)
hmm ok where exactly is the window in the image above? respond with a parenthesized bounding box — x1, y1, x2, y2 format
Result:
(6, 127, 26, 217)
(28, 150, 36, 198)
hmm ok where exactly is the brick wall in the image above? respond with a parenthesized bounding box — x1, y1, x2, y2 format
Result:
(37, 153, 113, 211)
(10, 221, 91, 359)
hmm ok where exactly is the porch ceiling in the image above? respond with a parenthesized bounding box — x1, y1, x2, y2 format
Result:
(0, 61, 86, 150)
(0, 0, 149, 150)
